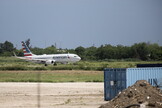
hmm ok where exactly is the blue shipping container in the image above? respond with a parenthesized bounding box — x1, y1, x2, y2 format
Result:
(104, 67, 162, 101)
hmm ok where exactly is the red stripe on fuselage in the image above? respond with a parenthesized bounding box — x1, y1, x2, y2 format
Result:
(24, 54, 32, 56)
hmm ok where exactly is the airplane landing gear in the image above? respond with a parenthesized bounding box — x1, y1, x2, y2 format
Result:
(54, 63, 57, 66)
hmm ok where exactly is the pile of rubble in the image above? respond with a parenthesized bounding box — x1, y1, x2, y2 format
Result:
(100, 80, 162, 108)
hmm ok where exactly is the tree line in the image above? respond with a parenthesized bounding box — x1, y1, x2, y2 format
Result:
(0, 40, 162, 61)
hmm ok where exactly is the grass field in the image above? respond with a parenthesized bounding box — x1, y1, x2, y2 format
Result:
(0, 57, 161, 82)
(0, 57, 162, 71)
(0, 70, 103, 82)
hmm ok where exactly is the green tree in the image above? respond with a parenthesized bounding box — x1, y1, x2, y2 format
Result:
(2, 41, 14, 52)
(0, 43, 3, 54)
(148, 43, 162, 60)
(0, 41, 15, 56)
(44, 45, 57, 54)
(131, 42, 149, 60)
(115, 45, 132, 59)
(75, 46, 85, 60)
(96, 44, 115, 60)
(67, 49, 76, 54)
(31, 47, 44, 55)
(85, 46, 97, 60)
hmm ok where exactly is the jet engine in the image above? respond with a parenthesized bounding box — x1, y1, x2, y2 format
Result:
(45, 60, 55, 65)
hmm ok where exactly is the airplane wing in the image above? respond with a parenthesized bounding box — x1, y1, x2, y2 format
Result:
(19, 57, 55, 64)
(27, 58, 56, 65)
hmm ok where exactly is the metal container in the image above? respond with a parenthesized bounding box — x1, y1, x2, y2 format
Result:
(137, 64, 162, 68)
(104, 67, 162, 101)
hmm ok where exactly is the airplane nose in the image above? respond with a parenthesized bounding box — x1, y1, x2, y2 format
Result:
(78, 56, 81, 61)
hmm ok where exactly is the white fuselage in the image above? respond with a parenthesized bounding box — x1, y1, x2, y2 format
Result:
(25, 53, 81, 64)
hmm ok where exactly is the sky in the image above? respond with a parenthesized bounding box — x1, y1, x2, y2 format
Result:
(0, 0, 162, 49)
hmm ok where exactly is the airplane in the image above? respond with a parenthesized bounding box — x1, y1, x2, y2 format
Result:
(14, 41, 81, 66)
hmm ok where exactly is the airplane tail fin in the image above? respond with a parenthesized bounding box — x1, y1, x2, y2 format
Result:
(21, 41, 34, 56)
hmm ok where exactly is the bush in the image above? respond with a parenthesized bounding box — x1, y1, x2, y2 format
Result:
(0, 65, 27, 70)
(34, 67, 47, 70)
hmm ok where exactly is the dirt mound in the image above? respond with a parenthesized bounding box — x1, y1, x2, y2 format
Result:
(100, 80, 162, 108)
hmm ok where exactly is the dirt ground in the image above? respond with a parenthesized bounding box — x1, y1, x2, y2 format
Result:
(0, 82, 107, 108)
(100, 80, 162, 108)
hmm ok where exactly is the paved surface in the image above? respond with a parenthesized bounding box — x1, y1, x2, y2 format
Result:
(0, 83, 107, 108)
